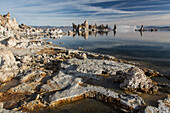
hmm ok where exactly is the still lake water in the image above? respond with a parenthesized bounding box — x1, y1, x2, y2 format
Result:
(46, 31, 170, 75)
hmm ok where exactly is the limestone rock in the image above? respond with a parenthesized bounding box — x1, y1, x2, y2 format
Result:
(15, 42, 28, 48)
(0, 37, 17, 47)
(21, 100, 46, 112)
(61, 58, 133, 76)
(8, 82, 40, 94)
(0, 108, 24, 113)
(157, 98, 170, 113)
(40, 72, 73, 93)
(49, 78, 145, 112)
(0, 48, 18, 82)
(76, 53, 87, 59)
(20, 71, 46, 83)
(144, 98, 170, 113)
(0, 48, 17, 69)
(20, 55, 32, 63)
(119, 67, 158, 93)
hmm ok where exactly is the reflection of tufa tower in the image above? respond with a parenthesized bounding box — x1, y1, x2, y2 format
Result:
(84, 31, 89, 40)
(140, 25, 144, 31)
(113, 24, 117, 31)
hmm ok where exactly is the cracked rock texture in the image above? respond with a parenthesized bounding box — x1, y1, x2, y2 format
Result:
(145, 98, 170, 113)
(119, 67, 158, 93)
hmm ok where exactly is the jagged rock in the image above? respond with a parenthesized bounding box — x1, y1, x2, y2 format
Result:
(0, 48, 17, 69)
(144, 98, 170, 113)
(0, 48, 18, 82)
(0, 26, 4, 36)
(47, 58, 145, 112)
(20, 55, 32, 63)
(67, 50, 79, 55)
(145, 106, 159, 113)
(119, 67, 158, 93)
(76, 53, 87, 59)
(0, 13, 19, 38)
(73, 20, 110, 32)
(15, 42, 28, 48)
(0, 37, 17, 47)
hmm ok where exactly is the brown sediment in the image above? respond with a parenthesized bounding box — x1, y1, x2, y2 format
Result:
(36, 48, 67, 55)
(0, 79, 19, 92)
(0, 92, 26, 109)
(140, 92, 167, 107)
(21, 100, 47, 112)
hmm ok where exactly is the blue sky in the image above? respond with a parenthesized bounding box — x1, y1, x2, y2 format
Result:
(1, 0, 170, 26)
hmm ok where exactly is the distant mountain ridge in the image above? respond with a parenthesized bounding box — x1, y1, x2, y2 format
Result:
(145, 26, 170, 28)
(31, 26, 72, 29)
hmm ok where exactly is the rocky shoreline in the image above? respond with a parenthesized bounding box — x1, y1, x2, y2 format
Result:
(0, 13, 169, 113)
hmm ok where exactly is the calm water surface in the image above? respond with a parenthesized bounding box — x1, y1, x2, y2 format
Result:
(36, 99, 123, 113)
(47, 31, 170, 76)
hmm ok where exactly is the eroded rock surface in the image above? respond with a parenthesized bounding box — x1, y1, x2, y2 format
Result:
(145, 98, 170, 113)
(49, 77, 145, 112)
(0, 48, 18, 82)
(61, 58, 133, 76)
(119, 67, 158, 93)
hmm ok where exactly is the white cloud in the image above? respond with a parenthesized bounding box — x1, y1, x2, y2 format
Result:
(0, 0, 170, 26)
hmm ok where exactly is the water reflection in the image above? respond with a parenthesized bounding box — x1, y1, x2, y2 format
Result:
(69, 31, 114, 40)
(47, 31, 170, 75)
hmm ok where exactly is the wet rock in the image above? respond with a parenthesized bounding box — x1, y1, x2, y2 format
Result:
(0, 93, 26, 109)
(49, 78, 145, 112)
(76, 53, 87, 59)
(119, 67, 158, 93)
(68, 30, 73, 35)
(86, 52, 99, 57)
(67, 49, 79, 55)
(104, 55, 115, 60)
(144, 98, 170, 113)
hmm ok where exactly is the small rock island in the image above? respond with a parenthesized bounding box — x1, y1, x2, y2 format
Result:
(69, 20, 113, 39)
(72, 20, 111, 32)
